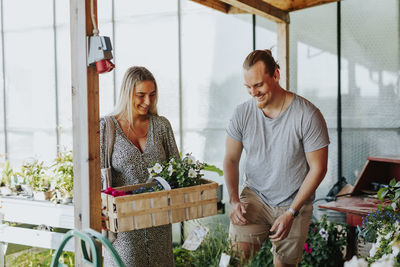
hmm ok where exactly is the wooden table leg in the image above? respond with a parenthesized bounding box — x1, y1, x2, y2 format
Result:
(346, 225, 357, 260)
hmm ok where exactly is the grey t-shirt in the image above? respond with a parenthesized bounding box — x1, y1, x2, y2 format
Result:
(226, 93, 330, 206)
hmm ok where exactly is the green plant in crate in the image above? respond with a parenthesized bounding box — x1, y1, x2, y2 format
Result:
(20, 160, 50, 192)
(51, 150, 74, 199)
(148, 153, 223, 189)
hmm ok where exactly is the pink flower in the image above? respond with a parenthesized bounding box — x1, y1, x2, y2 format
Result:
(104, 187, 127, 197)
(104, 187, 114, 194)
(304, 243, 312, 254)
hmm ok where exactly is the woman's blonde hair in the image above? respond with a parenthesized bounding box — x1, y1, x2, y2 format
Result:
(112, 66, 158, 126)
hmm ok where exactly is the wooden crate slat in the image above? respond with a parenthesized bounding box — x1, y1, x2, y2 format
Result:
(187, 191, 202, 220)
(202, 189, 218, 217)
(170, 193, 186, 223)
(133, 198, 152, 229)
(102, 179, 218, 232)
(115, 201, 134, 232)
(152, 196, 169, 226)
(117, 198, 217, 218)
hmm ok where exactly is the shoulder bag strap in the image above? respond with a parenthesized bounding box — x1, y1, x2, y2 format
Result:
(102, 116, 115, 189)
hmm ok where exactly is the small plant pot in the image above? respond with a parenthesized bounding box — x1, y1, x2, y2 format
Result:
(33, 191, 53, 201)
(62, 196, 73, 204)
(56, 191, 63, 199)
(0, 186, 12, 196)
(21, 184, 33, 196)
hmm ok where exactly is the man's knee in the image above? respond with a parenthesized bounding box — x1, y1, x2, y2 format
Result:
(273, 256, 296, 267)
(232, 241, 261, 259)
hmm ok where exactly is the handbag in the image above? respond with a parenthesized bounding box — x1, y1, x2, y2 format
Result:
(101, 116, 117, 243)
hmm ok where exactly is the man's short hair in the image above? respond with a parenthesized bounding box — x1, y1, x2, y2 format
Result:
(243, 49, 280, 77)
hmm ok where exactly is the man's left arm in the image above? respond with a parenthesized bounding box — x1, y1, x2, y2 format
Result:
(269, 146, 328, 242)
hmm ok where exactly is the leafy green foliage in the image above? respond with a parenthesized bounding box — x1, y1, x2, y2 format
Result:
(299, 215, 347, 267)
(377, 178, 400, 211)
(51, 150, 74, 198)
(148, 153, 223, 189)
(357, 178, 400, 266)
(173, 217, 347, 267)
(7, 248, 74, 267)
(245, 240, 274, 267)
(0, 160, 15, 187)
(20, 160, 50, 192)
(174, 224, 234, 267)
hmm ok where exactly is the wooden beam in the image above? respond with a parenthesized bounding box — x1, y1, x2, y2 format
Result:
(263, 0, 339, 12)
(219, 0, 289, 23)
(70, 0, 101, 264)
(277, 22, 289, 90)
(190, 0, 230, 13)
(287, 0, 340, 12)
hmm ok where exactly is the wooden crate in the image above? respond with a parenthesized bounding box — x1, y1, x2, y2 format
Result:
(102, 179, 218, 232)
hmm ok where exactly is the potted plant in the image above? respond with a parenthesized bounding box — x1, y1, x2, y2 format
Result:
(0, 160, 14, 196)
(300, 215, 348, 267)
(51, 151, 74, 204)
(20, 160, 52, 201)
(360, 178, 400, 266)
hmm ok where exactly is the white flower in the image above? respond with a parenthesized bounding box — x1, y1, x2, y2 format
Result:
(169, 158, 175, 163)
(371, 254, 395, 267)
(385, 231, 393, 240)
(376, 234, 383, 247)
(186, 155, 195, 164)
(147, 167, 153, 175)
(188, 168, 196, 178)
(153, 163, 162, 174)
(344, 256, 368, 267)
(319, 228, 328, 241)
(392, 245, 399, 257)
(370, 243, 378, 257)
(168, 164, 173, 176)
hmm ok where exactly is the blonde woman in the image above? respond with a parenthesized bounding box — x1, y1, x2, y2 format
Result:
(100, 66, 178, 267)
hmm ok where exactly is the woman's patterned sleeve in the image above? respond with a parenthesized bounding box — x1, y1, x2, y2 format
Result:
(99, 118, 106, 186)
(160, 116, 180, 159)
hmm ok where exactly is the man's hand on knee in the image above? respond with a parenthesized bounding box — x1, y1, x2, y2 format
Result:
(230, 200, 248, 225)
(269, 212, 294, 241)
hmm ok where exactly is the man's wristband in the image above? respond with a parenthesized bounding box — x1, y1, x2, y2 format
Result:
(287, 207, 299, 218)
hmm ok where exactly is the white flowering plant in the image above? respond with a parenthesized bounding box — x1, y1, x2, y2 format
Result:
(367, 222, 400, 266)
(300, 215, 348, 267)
(147, 153, 223, 189)
(355, 178, 400, 266)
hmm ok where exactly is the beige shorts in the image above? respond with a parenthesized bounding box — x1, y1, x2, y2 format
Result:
(229, 187, 313, 265)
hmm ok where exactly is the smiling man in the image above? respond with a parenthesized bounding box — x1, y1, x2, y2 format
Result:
(224, 50, 330, 267)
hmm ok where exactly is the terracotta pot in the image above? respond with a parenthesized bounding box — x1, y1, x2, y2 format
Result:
(33, 191, 53, 201)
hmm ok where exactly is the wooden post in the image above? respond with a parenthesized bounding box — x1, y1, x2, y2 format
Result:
(70, 0, 101, 265)
(277, 22, 289, 90)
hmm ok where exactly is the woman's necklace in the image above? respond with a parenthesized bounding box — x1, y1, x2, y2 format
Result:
(129, 122, 148, 139)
